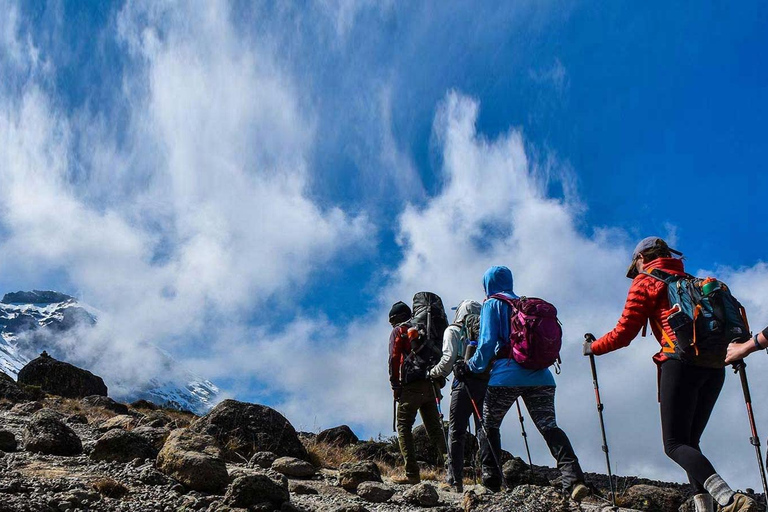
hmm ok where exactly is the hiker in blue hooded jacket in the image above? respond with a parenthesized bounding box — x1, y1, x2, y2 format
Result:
(457, 265, 587, 501)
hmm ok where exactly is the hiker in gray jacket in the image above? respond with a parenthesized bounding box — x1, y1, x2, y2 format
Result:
(428, 299, 484, 492)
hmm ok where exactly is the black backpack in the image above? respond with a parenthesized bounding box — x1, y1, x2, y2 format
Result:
(400, 292, 448, 385)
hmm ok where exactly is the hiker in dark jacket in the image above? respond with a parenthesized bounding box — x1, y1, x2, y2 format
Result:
(461, 266, 587, 501)
(725, 325, 768, 363)
(388, 301, 448, 484)
(586, 237, 757, 512)
(428, 299, 484, 492)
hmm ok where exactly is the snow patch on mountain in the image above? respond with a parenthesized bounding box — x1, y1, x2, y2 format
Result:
(0, 291, 220, 413)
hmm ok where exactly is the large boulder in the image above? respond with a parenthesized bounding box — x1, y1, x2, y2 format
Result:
(224, 474, 290, 509)
(351, 441, 400, 467)
(17, 353, 107, 398)
(131, 426, 171, 451)
(90, 429, 157, 463)
(403, 483, 439, 507)
(357, 482, 394, 503)
(0, 430, 18, 452)
(189, 399, 307, 461)
(0, 376, 30, 402)
(412, 423, 467, 466)
(501, 457, 549, 488)
(157, 429, 229, 494)
(338, 461, 382, 491)
(82, 395, 128, 415)
(316, 425, 359, 447)
(97, 415, 139, 432)
(23, 409, 82, 456)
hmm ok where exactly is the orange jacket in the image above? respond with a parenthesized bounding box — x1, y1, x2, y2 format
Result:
(592, 257, 687, 361)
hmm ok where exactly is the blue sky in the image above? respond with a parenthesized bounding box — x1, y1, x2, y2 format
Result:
(2, 0, 768, 486)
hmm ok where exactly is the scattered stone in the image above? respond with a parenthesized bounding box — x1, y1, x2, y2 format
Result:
(619, 484, 686, 512)
(333, 505, 370, 512)
(189, 399, 308, 461)
(248, 451, 279, 469)
(82, 395, 129, 415)
(90, 429, 157, 463)
(0, 429, 17, 452)
(356, 481, 394, 503)
(156, 429, 229, 494)
(271, 456, 316, 478)
(17, 353, 107, 398)
(92, 477, 129, 499)
(316, 425, 359, 447)
(338, 461, 382, 491)
(403, 482, 439, 507)
(289, 482, 318, 495)
(501, 457, 549, 488)
(66, 413, 89, 425)
(131, 399, 159, 410)
(11, 401, 43, 415)
(97, 414, 138, 432)
(224, 474, 290, 509)
(22, 409, 82, 456)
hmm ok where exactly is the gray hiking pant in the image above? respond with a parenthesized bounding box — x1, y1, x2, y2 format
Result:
(447, 378, 488, 485)
(482, 385, 584, 490)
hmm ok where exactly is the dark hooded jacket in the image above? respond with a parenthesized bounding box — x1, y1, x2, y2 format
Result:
(467, 266, 556, 388)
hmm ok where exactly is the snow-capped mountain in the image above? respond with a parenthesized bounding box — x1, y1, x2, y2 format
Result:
(0, 290, 220, 414)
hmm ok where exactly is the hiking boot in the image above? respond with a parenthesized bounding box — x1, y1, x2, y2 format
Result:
(569, 482, 589, 503)
(720, 493, 759, 512)
(392, 474, 420, 485)
(439, 481, 464, 493)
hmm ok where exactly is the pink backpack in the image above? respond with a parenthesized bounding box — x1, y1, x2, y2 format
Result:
(490, 294, 562, 370)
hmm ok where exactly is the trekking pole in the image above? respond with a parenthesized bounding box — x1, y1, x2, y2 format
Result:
(464, 385, 507, 489)
(393, 398, 397, 433)
(468, 421, 479, 484)
(586, 333, 618, 509)
(515, 399, 533, 467)
(733, 360, 768, 506)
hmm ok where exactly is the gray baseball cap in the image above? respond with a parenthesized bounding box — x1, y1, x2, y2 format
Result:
(626, 237, 682, 278)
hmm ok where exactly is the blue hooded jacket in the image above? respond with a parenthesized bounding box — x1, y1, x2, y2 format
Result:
(466, 266, 556, 388)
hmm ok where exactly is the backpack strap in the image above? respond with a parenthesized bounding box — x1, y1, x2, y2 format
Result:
(650, 316, 677, 355)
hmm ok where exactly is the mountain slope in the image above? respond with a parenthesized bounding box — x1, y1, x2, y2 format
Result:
(0, 290, 220, 413)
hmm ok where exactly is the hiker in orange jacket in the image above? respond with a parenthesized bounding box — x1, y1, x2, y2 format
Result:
(585, 237, 757, 512)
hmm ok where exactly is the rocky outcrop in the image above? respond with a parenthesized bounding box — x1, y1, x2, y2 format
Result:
(0, 376, 30, 402)
(131, 426, 171, 451)
(357, 481, 394, 503)
(90, 429, 157, 463)
(351, 440, 400, 466)
(412, 422, 471, 465)
(502, 457, 549, 488)
(81, 395, 129, 415)
(189, 399, 308, 461)
(22, 409, 82, 456)
(338, 461, 382, 491)
(156, 429, 229, 494)
(0, 429, 17, 452)
(17, 353, 107, 398)
(316, 425, 359, 447)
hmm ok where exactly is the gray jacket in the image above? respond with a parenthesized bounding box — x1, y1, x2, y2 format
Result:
(428, 299, 481, 379)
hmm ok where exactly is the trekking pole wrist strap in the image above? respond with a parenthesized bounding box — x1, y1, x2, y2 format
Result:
(754, 334, 762, 351)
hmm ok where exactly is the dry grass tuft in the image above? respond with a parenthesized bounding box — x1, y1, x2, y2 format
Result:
(304, 438, 360, 469)
(47, 398, 116, 424)
(93, 478, 129, 499)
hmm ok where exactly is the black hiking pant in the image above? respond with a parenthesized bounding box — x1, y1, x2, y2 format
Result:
(482, 385, 584, 491)
(447, 378, 488, 485)
(659, 359, 725, 494)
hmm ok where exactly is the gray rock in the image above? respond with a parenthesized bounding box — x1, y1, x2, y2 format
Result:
(81, 395, 129, 415)
(338, 461, 382, 491)
(271, 456, 316, 478)
(65, 413, 88, 425)
(11, 401, 43, 415)
(333, 506, 370, 512)
(22, 409, 82, 456)
(156, 429, 229, 494)
(288, 482, 318, 495)
(224, 474, 289, 508)
(620, 484, 685, 512)
(316, 425, 359, 447)
(0, 429, 18, 452)
(189, 399, 308, 461)
(131, 425, 171, 451)
(356, 481, 394, 503)
(501, 457, 549, 488)
(90, 429, 157, 463)
(0, 377, 31, 402)
(403, 482, 439, 507)
(248, 451, 279, 469)
(97, 414, 138, 432)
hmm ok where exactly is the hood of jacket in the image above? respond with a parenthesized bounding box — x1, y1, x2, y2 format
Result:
(453, 299, 481, 325)
(643, 257, 686, 276)
(483, 266, 515, 297)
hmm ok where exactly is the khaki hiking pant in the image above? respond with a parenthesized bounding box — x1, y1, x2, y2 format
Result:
(397, 379, 448, 477)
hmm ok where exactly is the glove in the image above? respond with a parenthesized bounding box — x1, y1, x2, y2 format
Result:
(392, 387, 402, 401)
(453, 360, 469, 382)
(583, 333, 596, 356)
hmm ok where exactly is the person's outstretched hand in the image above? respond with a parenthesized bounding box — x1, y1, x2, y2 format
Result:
(725, 341, 752, 364)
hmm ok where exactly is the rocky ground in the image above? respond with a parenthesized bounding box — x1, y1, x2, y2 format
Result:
(0, 355, 765, 512)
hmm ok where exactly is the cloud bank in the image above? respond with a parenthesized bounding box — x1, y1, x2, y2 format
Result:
(1, 0, 767, 489)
